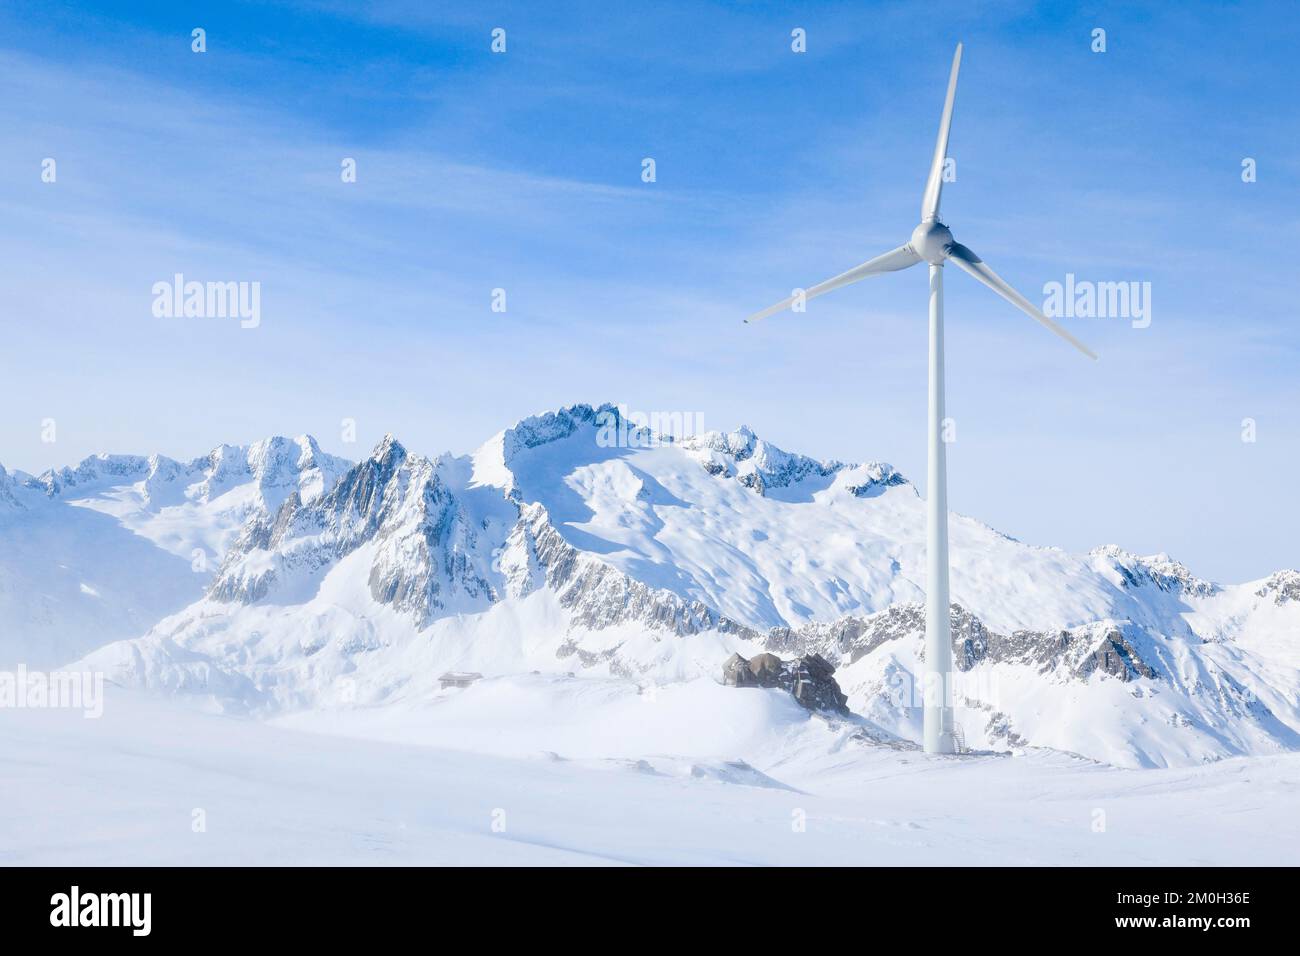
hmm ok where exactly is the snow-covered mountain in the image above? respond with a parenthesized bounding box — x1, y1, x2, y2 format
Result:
(4, 404, 1297, 767)
(0, 435, 349, 667)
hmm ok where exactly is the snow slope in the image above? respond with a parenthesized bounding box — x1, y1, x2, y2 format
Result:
(3, 686, 1296, 865)
(0, 436, 349, 667)
(5, 403, 1298, 768)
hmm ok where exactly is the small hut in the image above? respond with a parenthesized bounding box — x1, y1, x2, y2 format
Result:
(438, 671, 483, 690)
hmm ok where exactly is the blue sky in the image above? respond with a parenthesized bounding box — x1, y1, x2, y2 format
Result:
(1, 0, 1297, 582)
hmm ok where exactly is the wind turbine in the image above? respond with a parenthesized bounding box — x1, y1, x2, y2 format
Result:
(746, 43, 1096, 755)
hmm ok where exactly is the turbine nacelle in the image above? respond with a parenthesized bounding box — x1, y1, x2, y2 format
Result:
(909, 220, 954, 265)
(744, 41, 1095, 361)
(744, 42, 1098, 756)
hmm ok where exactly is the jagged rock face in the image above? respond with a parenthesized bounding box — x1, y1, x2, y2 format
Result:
(499, 402, 660, 468)
(189, 445, 250, 501)
(846, 464, 908, 498)
(29, 454, 152, 497)
(767, 604, 945, 664)
(963, 620, 1159, 682)
(512, 503, 757, 638)
(367, 461, 497, 619)
(247, 435, 343, 506)
(1073, 630, 1159, 681)
(500, 403, 611, 457)
(1256, 571, 1300, 605)
(770, 602, 1163, 684)
(748, 652, 784, 686)
(681, 424, 844, 497)
(678, 426, 902, 498)
(722, 653, 753, 686)
(1092, 545, 1217, 598)
(722, 651, 849, 714)
(778, 601, 1286, 761)
(788, 653, 850, 712)
(189, 436, 349, 509)
(20, 403, 1299, 766)
(315, 434, 410, 549)
(25, 436, 349, 513)
(209, 437, 497, 623)
(205, 421, 792, 642)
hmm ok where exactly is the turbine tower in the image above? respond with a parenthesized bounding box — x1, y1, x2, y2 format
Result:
(746, 43, 1096, 754)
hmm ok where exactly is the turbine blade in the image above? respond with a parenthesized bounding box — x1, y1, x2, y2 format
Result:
(946, 242, 1098, 359)
(920, 43, 963, 222)
(745, 244, 921, 323)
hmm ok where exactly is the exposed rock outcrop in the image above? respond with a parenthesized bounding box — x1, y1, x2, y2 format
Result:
(515, 502, 759, 638)
(722, 651, 849, 714)
(1092, 545, 1217, 598)
(209, 436, 497, 622)
(1256, 570, 1300, 605)
(766, 602, 1163, 683)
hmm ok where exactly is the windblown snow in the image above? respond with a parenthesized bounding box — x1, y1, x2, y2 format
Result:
(2, 402, 1299, 864)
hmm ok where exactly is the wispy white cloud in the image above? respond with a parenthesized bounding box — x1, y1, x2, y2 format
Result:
(1, 3, 1297, 583)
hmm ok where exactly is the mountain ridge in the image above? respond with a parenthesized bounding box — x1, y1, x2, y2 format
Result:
(4, 403, 1297, 767)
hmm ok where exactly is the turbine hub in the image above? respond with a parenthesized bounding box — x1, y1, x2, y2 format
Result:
(910, 220, 954, 264)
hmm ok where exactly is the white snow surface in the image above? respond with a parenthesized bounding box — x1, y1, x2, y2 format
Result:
(3, 685, 1297, 866)
(4, 403, 1300, 775)
(0, 436, 349, 667)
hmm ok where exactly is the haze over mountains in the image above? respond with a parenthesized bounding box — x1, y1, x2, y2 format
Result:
(2, 403, 1297, 768)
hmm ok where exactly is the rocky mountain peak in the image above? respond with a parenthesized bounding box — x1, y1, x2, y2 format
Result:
(1256, 570, 1300, 605)
(1092, 545, 1217, 596)
(209, 434, 496, 625)
(0, 463, 23, 511)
